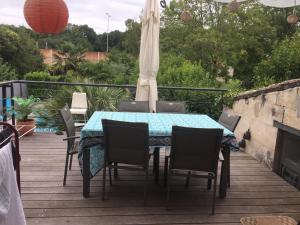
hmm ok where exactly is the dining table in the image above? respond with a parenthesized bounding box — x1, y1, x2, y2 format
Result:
(79, 111, 235, 198)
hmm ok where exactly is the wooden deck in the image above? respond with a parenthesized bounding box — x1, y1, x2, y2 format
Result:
(20, 133, 300, 225)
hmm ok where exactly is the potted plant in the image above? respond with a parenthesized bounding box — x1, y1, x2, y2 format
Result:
(12, 96, 39, 136)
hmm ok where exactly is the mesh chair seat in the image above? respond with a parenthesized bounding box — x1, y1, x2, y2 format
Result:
(166, 126, 223, 215)
(70, 92, 88, 124)
(118, 101, 149, 112)
(156, 101, 186, 113)
(102, 119, 152, 205)
(218, 111, 241, 132)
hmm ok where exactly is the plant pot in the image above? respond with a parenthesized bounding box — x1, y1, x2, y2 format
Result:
(17, 119, 35, 136)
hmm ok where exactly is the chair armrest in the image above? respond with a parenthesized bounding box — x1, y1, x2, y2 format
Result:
(219, 151, 224, 161)
(75, 124, 85, 128)
(165, 147, 171, 158)
(63, 136, 80, 141)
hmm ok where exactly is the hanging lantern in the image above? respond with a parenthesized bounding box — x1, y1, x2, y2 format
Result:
(180, 11, 192, 23)
(24, 0, 69, 34)
(287, 14, 298, 24)
(228, 0, 240, 12)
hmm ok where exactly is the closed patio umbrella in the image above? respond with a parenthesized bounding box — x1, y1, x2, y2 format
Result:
(135, 0, 160, 112)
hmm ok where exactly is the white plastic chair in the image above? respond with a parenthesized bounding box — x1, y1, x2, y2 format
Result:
(70, 92, 88, 126)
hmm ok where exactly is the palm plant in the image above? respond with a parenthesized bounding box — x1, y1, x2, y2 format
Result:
(37, 78, 130, 130)
(53, 42, 86, 74)
(12, 96, 39, 121)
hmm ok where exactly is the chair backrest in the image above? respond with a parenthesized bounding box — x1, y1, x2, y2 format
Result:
(118, 101, 149, 112)
(218, 111, 241, 132)
(71, 92, 88, 109)
(170, 126, 223, 173)
(156, 101, 186, 113)
(102, 119, 149, 167)
(58, 104, 76, 151)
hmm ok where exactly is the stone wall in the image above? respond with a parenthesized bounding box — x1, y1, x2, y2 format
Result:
(231, 79, 300, 168)
(40, 49, 107, 65)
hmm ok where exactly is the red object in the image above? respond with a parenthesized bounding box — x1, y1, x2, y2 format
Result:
(23, 0, 69, 34)
(287, 14, 298, 24)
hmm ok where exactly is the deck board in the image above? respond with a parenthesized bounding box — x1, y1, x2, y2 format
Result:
(20, 133, 300, 225)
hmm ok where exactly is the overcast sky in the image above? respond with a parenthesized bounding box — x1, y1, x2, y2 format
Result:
(0, 0, 151, 34)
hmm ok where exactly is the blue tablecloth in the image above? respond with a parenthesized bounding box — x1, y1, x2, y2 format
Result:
(79, 111, 235, 178)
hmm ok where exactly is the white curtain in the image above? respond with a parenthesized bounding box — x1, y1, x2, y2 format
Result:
(135, 0, 160, 112)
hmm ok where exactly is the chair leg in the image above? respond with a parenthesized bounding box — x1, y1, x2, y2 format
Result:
(114, 162, 118, 179)
(185, 171, 191, 189)
(212, 176, 217, 215)
(166, 171, 172, 209)
(207, 178, 212, 190)
(144, 167, 149, 206)
(227, 155, 231, 188)
(63, 153, 70, 186)
(102, 164, 106, 200)
(164, 156, 169, 187)
(108, 165, 112, 186)
(69, 154, 73, 170)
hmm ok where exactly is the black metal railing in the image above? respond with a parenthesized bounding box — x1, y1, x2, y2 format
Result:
(0, 80, 227, 130)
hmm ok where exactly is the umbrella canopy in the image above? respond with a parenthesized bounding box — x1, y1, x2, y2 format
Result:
(213, 0, 245, 2)
(214, 0, 300, 7)
(135, 0, 160, 112)
(259, 0, 300, 8)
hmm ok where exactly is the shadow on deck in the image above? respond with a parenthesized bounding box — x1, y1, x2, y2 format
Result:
(20, 133, 300, 225)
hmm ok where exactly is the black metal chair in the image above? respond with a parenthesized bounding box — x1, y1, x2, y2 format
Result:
(58, 104, 81, 186)
(166, 126, 223, 215)
(156, 101, 187, 185)
(218, 111, 241, 188)
(114, 100, 150, 178)
(118, 101, 149, 112)
(102, 119, 152, 205)
(156, 101, 186, 113)
(218, 111, 241, 132)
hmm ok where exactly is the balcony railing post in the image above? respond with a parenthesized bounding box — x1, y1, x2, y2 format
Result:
(2, 84, 7, 122)
(11, 82, 15, 125)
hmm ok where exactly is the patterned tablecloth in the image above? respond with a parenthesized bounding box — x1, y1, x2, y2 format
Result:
(79, 111, 235, 178)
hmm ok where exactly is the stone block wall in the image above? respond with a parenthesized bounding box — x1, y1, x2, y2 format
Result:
(230, 79, 300, 169)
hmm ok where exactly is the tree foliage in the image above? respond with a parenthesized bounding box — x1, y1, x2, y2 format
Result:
(254, 31, 300, 87)
(1, 0, 300, 93)
(0, 25, 44, 76)
(0, 58, 17, 81)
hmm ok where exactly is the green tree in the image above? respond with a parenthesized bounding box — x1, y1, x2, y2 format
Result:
(52, 42, 87, 74)
(0, 58, 17, 81)
(123, 19, 141, 56)
(0, 25, 44, 76)
(160, 0, 297, 89)
(95, 30, 124, 52)
(254, 32, 300, 87)
(36, 24, 93, 50)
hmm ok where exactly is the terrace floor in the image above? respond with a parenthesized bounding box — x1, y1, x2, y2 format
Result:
(20, 133, 300, 225)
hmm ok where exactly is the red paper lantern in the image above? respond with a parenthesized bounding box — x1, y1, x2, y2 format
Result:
(24, 0, 69, 34)
(287, 14, 298, 24)
(180, 11, 192, 23)
(228, 0, 240, 13)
